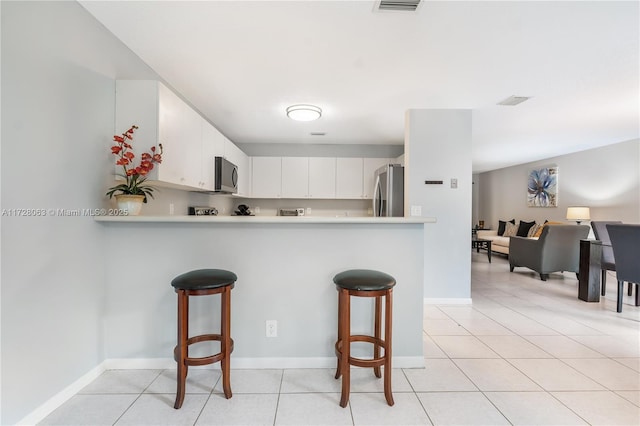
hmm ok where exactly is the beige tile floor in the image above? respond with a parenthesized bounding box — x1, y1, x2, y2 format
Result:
(40, 252, 640, 425)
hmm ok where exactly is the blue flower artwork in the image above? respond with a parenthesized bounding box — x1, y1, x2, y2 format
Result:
(528, 167, 558, 207)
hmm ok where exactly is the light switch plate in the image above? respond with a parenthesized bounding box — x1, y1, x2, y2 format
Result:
(451, 178, 458, 189)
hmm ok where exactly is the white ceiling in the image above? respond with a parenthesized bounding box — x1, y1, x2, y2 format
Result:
(80, 0, 639, 173)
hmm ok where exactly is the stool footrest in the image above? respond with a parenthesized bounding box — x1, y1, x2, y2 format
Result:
(335, 336, 387, 369)
(174, 334, 235, 367)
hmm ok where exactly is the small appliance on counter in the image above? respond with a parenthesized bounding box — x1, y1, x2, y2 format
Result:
(234, 204, 253, 216)
(279, 208, 305, 216)
(188, 206, 219, 216)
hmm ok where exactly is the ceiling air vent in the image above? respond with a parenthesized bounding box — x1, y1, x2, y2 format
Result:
(497, 96, 531, 106)
(375, 0, 422, 12)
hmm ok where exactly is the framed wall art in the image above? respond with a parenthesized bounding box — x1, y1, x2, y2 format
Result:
(528, 166, 558, 207)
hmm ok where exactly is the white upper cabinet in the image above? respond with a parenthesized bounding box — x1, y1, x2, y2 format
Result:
(308, 157, 336, 198)
(281, 157, 309, 198)
(116, 80, 248, 193)
(115, 80, 200, 188)
(363, 158, 391, 199)
(252, 157, 282, 198)
(180, 103, 204, 188)
(224, 138, 250, 196)
(336, 158, 364, 199)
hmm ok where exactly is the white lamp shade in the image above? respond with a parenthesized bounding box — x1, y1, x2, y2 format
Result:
(566, 206, 590, 221)
(286, 104, 322, 121)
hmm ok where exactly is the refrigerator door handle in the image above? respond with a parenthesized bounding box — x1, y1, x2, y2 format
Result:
(373, 174, 382, 217)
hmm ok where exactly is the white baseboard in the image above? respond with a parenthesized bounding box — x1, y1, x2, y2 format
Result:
(424, 297, 473, 305)
(17, 362, 107, 426)
(19, 355, 425, 424)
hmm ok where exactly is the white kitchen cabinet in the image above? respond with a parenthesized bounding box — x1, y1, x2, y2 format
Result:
(308, 157, 336, 198)
(224, 138, 250, 196)
(252, 157, 282, 198)
(180, 103, 204, 188)
(116, 80, 207, 190)
(363, 158, 391, 199)
(336, 158, 364, 199)
(281, 157, 309, 198)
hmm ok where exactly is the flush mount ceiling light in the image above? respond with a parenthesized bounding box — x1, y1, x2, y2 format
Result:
(286, 104, 322, 121)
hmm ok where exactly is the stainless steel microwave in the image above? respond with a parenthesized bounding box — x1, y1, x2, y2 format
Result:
(214, 156, 238, 193)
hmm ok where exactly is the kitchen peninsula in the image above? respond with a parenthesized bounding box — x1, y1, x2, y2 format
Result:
(97, 215, 434, 368)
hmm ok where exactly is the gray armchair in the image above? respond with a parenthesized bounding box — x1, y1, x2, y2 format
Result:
(509, 224, 590, 281)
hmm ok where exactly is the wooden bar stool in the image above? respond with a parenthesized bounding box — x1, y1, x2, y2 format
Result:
(171, 268, 236, 409)
(333, 269, 395, 407)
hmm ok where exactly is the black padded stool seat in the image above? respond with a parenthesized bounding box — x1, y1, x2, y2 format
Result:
(333, 269, 395, 408)
(333, 269, 396, 291)
(172, 268, 236, 409)
(171, 269, 237, 290)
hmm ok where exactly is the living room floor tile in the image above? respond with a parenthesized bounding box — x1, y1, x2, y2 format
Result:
(507, 359, 605, 391)
(430, 335, 500, 358)
(453, 318, 515, 335)
(417, 391, 510, 425)
(423, 318, 470, 335)
(523, 335, 605, 358)
(453, 359, 542, 391)
(477, 335, 553, 358)
(404, 359, 477, 392)
(551, 391, 640, 425)
(484, 391, 587, 425)
(562, 358, 640, 390)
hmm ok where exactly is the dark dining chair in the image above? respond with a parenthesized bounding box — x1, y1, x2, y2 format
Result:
(605, 224, 640, 313)
(591, 221, 625, 296)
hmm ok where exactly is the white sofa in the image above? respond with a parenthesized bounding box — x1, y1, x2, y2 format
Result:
(476, 230, 511, 255)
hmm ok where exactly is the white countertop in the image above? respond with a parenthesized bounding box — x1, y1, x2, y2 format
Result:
(95, 215, 436, 224)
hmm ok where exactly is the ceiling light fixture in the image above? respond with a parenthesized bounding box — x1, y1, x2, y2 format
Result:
(286, 104, 322, 121)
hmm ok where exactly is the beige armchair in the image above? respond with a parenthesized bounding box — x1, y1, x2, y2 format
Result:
(509, 224, 590, 281)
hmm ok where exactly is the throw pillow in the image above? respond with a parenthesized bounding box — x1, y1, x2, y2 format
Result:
(528, 223, 542, 238)
(497, 219, 516, 236)
(503, 222, 519, 237)
(534, 226, 544, 237)
(517, 220, 536, 237)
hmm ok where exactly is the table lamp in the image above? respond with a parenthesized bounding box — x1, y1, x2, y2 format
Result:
(566, 206, 590, 224)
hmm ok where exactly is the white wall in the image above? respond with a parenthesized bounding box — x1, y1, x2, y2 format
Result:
(477, 139, 640, 228)
(0, 1, 168, 423)
(405, 110, 473, 301)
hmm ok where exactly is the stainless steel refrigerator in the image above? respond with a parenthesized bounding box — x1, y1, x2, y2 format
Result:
(373, 164, 404, 217)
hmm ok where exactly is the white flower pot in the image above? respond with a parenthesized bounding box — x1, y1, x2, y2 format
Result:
(115, 194, 144, 216)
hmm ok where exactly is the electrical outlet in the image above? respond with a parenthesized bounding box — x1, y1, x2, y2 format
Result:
(410, 205, 422, 216)
(255, 206, 260, 214)
(169, 203, 175, 215)
(451, 178, 458, 189)
(266, 320, 277, 337)
(306, 207, 312, 216)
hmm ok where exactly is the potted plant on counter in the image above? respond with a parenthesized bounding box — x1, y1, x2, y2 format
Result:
(106, 125, 163, 215)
